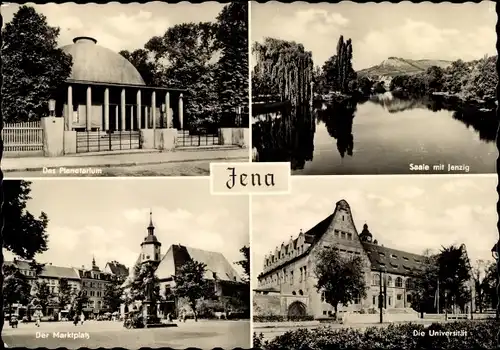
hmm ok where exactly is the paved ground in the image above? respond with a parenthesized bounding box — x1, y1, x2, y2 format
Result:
(4, 158, 245, 177)
(3, 319, 250, 349)
(2, 148, 250, 177)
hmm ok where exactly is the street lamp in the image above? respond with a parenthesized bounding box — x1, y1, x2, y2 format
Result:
(48, 99, 56, 117)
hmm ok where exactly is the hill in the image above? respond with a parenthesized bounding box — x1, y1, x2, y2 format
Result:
(358, 57, 452, 78)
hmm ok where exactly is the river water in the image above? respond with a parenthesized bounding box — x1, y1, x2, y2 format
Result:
(252, 93, 497, 175)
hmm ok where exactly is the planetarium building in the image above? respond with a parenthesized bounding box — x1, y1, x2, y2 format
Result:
(54, 36, 186, 153)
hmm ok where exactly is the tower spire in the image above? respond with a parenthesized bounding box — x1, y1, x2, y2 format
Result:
(92, 255, 96, 267)
(147, 209, 155, 235)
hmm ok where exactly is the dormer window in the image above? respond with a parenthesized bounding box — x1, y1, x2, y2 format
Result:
(391, 254, 397, 259)
(379, 252, 385, 257)
(403, 257, 409, 261)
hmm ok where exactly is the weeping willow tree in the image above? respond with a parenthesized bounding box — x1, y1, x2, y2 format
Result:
(252, 38, 314, 106)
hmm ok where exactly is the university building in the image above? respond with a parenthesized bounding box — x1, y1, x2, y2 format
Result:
(121, 212, 246, 318)
(254, 200, 473, 319)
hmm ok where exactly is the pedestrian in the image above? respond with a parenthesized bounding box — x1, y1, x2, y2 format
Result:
(73, 314, 78, 326)
(35, 311, 41, 327)
(80, 313, 85, 325)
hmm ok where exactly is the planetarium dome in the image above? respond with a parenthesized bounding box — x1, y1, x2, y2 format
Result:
(60, 36, 146, 86)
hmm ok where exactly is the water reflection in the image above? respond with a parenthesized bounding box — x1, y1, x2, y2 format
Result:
(252, 93, 498, 174)
(252, 104, 315, 170)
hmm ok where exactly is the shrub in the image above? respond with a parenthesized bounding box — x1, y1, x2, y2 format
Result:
(253, 315, 314, 323)
(259, 320, 499, 350)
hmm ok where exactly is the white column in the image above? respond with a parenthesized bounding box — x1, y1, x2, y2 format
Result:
(145, 106, 149, 129)
(165, 92, 171, 128)
(136, 90, 142, 129)
(115, 105, 119, 131)
(67, 85, 73, 131)
(151, 91, 156, 131)
(120, 88, 126, 131)
(104, 88, 109, 132)
(130, 105, 134, 131)
(178, 93, 184, 130)
(86, 86, 92, 131)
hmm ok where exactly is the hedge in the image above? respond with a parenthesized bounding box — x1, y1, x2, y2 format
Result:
(253, 320, 500, 349)
(253, 315, 315, 323)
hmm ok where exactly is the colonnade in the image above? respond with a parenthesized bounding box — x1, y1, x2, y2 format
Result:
(66, 84, 184, 131)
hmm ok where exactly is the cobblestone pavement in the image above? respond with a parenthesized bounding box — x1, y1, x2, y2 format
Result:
(3, 319, 251, 349)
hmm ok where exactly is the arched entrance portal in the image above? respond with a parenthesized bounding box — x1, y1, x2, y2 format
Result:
(288, 301, 307, 317)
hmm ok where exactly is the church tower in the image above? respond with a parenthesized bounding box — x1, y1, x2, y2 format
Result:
(359, 223, 373, 243)
(140, 210, 162, 264)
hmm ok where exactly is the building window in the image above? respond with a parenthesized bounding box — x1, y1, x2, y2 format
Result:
(372, 274, 380, 286)
(321, 291, 326, 302)
(372, 296, 376, 305)
(341, 232, 346, 239)
(347, 233, 353, 240)
(387, 276, 392, 287)
(397, 294, 402, 301)
(334, 230, 340, 237)
(299, 267, 303, 282)
(299, 290, 304, 296)
(323, 311, 327, 315)
(290, 271, 294, 285)
(292, 291, 296, 295)
(395, 277, 403, 288)
(407, 294, 412, 303)
(388, 297, 392, 306)
(354, 294, 361, 304)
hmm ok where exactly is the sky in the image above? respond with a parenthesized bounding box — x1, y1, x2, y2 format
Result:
(1, 2, 225, 53)
(4, 179, 249, 276)
(252, 175, 498, 286)
(251, 1, 497, 70)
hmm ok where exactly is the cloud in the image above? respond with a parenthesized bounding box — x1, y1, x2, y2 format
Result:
(259, 9, 350, 64)
(355, 19, 496, 69)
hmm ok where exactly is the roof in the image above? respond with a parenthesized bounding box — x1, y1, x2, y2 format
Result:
(156, 244, 242, 283)
(141, 234, 161, 245)
(362, 242, 425, 276)
(39, 265, 81, 280)
(106, 261, 129, 277)
(6, 260, 81, 280)
(61, 36, 145, 86)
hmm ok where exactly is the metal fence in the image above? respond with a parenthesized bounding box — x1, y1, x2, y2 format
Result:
(176, 130, 220, 147)
(76, 130, 140, 153)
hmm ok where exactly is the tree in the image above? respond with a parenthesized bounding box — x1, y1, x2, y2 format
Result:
(462, 55, 497, 101)
(215, 2, 248, 112)
(129, 261, 160, 304)
(173, 258, 214, 322)
(146, 22, 220, 128)
(322, 36, 356, 94)
(103, 281, 123, 313)
(481, 261, 498, 311)
(33, 281, 54, 315)
(2, 5, 72, 123)
(119, 49, 160, 86)
(71, 290, 89, 317)
(3, 265, 31, 315)
(3, 180, 49, 260)
(313, 246, 367, 319)
(437, 245, 472, 312)
(57, 278, 72, 311)
(235, 245, 250, 283)
(252, 38, 314, 106)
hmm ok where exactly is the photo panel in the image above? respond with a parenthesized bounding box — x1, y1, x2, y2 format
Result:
(1, 2, 249, 178)
(2, 178, 250, 349)
(250, 1, 497, 175)
(252, 175, 498, 349)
